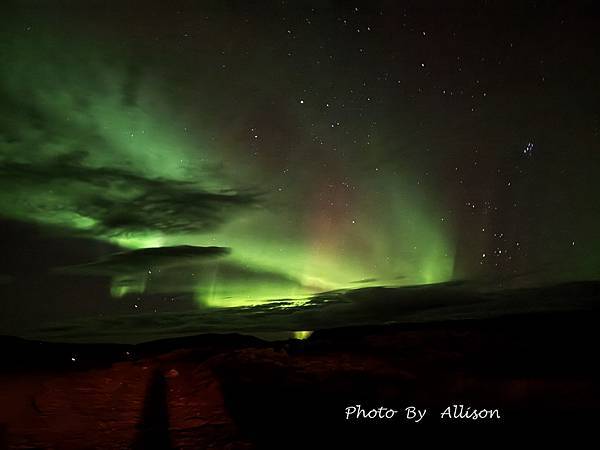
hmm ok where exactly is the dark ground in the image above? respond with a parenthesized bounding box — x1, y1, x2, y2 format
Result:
(1, 308, 599, 448)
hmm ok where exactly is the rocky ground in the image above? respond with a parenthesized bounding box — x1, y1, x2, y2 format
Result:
(1, 311, 598, 448)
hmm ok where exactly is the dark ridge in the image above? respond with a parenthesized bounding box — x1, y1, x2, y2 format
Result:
(307, 308, 600, 343)
(0, 335, 133, 373)
(1, 279, 598, 373)
(0, 333, 267, 373)
(135, 332, 267, 357)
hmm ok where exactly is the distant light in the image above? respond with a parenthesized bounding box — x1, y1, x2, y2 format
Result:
(293, 330, 313, 340)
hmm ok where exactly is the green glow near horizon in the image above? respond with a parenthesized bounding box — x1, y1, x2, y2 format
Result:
(293, 331, 313, 340)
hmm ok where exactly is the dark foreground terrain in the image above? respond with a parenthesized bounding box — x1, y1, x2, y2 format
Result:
(1, 310, 599, 448)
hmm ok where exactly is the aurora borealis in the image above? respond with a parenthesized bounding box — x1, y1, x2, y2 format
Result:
(1, 0, 599, 341)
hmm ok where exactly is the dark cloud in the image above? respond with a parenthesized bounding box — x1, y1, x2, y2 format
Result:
(0, 218, 122, 275)
(23, 281, 600, 343)
(59, 245, 230, 276)
(0, 153, 259, 237)
(0, 27, 260, 240)
(56, 243, 305, 302)
(350, 278, 378, 284)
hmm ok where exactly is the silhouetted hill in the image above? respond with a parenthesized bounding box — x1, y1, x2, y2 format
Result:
(1, 304, 599, 447)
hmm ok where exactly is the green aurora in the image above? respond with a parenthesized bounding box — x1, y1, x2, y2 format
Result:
(3, 1, 598, 321)
(0, 25, 454, 307)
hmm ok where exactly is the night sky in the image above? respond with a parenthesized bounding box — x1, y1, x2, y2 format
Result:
(1, 0, 599, 342)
